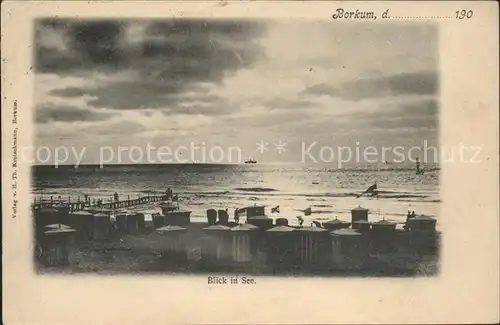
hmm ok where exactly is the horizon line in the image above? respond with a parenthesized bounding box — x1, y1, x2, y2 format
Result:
(31, 161, 441, 168)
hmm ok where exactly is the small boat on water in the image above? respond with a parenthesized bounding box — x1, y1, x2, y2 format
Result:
(244, 158, 257, 164)
(416, 158, 425, 175)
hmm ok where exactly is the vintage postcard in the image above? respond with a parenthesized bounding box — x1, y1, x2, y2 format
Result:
(2, 1, 499, 324)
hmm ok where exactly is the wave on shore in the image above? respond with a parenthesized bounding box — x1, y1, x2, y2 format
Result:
(233, 187, 278, 192)
(185, 189, 431, 200)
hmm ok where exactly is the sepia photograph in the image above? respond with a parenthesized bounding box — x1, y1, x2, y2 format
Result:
(2, 2, 498, 324)
(32, 17, 440, 276)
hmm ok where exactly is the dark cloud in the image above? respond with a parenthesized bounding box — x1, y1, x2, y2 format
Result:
(50, 82, 225, 112)
(34, 18, 265, 74)
(145, 19, 261, 37)
(300, 84, 337, 96)
(35, 20, 127, 74)
(166, 103, 234, 116)
(35, 104, 118, 124)
(35, 18, 266, 112)
(53, 82, 186, 110)
(70, 21, 124, 65)
(50, 87, 90, 98)
(302, 71, 438, 100)
(362, 98, 438, 130)
(93, 120, 148, 136)
(261, 98, 317, 110)
(399, 98, 438, 116)
(222, 108, 309, 131)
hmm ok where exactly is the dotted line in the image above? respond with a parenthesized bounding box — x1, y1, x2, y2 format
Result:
(389, 16, 453, 20)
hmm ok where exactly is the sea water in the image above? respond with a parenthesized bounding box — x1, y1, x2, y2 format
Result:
(31, 163, 440, 228)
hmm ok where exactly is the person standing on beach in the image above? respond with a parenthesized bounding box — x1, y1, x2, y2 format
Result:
(404, 211, 411, 230)
(404, 211, 417, 230)
(312, 221, 322, 228)
(234, 208, 240, 224)
(110, 217, 118, 232)
(296, 216, 304, 227)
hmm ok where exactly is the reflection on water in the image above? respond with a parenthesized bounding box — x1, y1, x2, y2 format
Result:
(32, 163, 440, 227)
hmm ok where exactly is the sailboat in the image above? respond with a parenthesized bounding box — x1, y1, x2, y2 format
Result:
(416, 158, 425, 175)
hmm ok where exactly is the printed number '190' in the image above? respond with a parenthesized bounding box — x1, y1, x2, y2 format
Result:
(455, 10, 473, 19)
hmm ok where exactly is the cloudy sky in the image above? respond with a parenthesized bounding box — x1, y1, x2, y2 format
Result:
(34, 18, 438, 164)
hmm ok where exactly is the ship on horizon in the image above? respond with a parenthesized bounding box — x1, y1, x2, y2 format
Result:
(244, 158, 257, 164)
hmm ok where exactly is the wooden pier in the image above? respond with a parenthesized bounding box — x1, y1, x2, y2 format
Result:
(32, 194, 169, 212)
